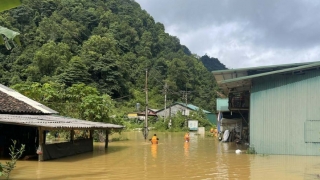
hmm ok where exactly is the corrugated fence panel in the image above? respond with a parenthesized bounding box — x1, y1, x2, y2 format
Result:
(250, 70, 320, 155)
(216, 98, 229, 112)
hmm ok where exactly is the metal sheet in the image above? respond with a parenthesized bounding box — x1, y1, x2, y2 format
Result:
(250, 70, 320, 155)
(0, 114, 123, 129)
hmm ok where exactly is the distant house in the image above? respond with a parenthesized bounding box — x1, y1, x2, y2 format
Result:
(127, 108, 158, 121)
(0, 84, 123, 161)
(127, 112, 138, 119)
(213, 61, 320, 155)
(156, 102, 216, 124)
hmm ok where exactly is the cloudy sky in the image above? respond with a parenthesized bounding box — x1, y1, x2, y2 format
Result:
(135, 0, 320, 69)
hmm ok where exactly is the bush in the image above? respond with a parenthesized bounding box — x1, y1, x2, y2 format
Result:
(0, 140, 25, 180)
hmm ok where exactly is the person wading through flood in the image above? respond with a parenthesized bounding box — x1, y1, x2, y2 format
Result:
(150, 134, 159, 144)
(184, 132, 190, 142)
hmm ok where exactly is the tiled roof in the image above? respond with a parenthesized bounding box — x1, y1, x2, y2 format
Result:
(0, 84, 58, 114)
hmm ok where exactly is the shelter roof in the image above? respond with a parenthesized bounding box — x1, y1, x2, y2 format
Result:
(0, 114, 124, 130)
(213, 61, 320, 95)
(0, 84, 58, 114)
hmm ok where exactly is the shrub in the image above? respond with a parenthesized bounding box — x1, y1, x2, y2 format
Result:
(0, 140, 25, 180)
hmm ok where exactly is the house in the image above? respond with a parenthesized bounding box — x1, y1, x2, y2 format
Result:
(156, 102, 216, 124)
(0, 84, 123, 161)
(137, 109, 158, 120)
(127, 108, 158, 121)
(213, 61, 320, 155)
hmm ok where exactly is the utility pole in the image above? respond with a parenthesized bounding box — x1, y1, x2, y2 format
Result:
(181, 89, 191, 127)
(164, 82, 167, 121)
(181, 90, 192, 107)
(144, 68, 148, 141)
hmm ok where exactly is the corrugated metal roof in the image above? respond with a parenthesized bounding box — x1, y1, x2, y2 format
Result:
(213, 61, 320, 94)
(212, 61, 314, 74)
(0, 84, 58, 114)
(0, 114, 124, 129)
(175, 103, 212, 114)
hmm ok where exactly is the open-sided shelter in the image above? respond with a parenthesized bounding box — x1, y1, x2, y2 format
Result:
(0, 84, 123, 161)
(213, 61, 320, 155)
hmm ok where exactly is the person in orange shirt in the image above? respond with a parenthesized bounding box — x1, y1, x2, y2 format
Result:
(150, 134, 159, 144)
(184, 132, 190, 142)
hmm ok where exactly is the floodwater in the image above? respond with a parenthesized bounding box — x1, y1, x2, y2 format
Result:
(3, 131, 320, 180)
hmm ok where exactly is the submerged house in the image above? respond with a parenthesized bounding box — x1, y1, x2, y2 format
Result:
(156, 102, 216, 124)
(213, 61, 320, 155)
(0, 84, 123, 161)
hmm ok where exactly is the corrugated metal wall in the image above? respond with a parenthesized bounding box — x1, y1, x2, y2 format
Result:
(250, 70, 320, 155)
(157, 104, 190, 117)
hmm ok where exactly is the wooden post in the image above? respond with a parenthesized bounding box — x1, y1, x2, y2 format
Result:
(38, 127, 44, 161)
(43, 130, 46, 144)
(70, 130, 74, 143)
(90, 130, 94, 139)
(105, 129, 109, 148)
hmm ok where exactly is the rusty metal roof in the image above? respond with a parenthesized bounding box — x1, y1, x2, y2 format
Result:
(0, 114, 124, 129)
(0, 84, 58, 114)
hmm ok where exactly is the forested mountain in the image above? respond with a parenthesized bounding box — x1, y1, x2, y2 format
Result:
(200, 55, 227, 72)
(0, 0, 226, 113)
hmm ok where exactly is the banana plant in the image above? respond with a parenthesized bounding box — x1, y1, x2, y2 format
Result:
(0, 0, 21, 50)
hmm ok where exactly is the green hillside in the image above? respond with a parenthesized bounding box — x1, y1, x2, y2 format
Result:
(0, 0, 226, 113)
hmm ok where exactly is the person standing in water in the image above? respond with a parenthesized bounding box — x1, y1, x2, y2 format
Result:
(150, 134, 159, 144)
(184, 132, 190, 142)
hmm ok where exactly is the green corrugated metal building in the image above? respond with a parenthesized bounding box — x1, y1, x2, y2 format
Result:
(213, 61, 320, 155)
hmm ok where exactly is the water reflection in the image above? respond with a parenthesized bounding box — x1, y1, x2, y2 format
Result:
(2, 131, 320, 179)
(151, 144, 157, 159)
(184, 142, 189, 157)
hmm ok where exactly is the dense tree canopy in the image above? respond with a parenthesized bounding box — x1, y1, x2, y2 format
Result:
(0, 0, 227, 113)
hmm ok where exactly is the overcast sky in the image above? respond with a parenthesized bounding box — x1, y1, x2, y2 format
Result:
(135, 0, 320, 69)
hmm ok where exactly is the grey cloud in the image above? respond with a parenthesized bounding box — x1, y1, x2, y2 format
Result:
(135, 0, 320, 68)
(136, 0, 320, 49)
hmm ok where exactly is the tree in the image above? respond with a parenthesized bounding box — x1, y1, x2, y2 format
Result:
(32, 41, 71, 80)
(58, 56, 91, 86)
(80, 94, 114, 123)
(0, 0, 21, 50)
(81, 35, 125, 96)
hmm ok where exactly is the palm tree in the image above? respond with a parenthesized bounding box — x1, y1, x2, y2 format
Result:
(0, 0, 21, 50)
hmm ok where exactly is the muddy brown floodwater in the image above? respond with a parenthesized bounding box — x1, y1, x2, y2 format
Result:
(3, 131, 320, 180)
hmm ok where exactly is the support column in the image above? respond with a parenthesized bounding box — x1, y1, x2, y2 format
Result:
(90, 130, 94, 139)
(70, 130, 74, 143)
(105, 129, 109, 148)
(38, 127, 44, 161)
(43, 130, 46, 144)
